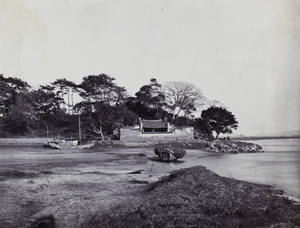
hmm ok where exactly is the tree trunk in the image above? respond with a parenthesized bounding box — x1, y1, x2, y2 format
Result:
(174, 107, 182, 119)
(67, 88, 70, 114)
(99, 126, 104, 141)
(172, 109, 176, 120)
(71, 89, 74, 114)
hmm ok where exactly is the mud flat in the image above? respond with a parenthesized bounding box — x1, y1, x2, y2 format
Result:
(1, 144, 299, 227)
(0, 145, 163, 228)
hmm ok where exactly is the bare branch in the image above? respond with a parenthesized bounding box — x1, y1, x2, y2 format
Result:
(163, 81, 206, 119)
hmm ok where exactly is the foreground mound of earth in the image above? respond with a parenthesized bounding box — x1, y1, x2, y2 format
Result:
(82, 166, 300, 228)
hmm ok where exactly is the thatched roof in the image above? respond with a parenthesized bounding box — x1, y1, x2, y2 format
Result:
(141, 119, 167, 129)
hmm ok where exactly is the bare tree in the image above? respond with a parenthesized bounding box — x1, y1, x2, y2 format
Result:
(198, 99, 227, 112)
(209, 100, 226, 108)
(162, 81, 206, 119)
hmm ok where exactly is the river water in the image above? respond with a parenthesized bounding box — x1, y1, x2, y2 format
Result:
(168, 138, 300, 200)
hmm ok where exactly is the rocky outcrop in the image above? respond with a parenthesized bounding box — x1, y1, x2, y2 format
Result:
(204, 141, 263, 153)
(154, 145, 187, 161)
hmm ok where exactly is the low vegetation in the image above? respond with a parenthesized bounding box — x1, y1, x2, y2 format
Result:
(81, 166, 300, 228)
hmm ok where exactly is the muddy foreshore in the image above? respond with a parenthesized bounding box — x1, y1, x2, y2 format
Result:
(2, 138, 298, 228)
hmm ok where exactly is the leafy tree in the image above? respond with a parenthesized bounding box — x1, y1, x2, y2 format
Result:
(162, 81, 206, 119)
(194, 118, 213, 140)
(27, 85, 64, 135)
(51, 78, 78, 114)
(31, 85, 63, 117)
(0, 74, 30, 118)
(75, 101, 111, 140)
(171, 116, 194, 127)
(0, 75, 32, 136)
(196, 106, 238, 139)
(75, 74, 129, 139)
(1, 92, 33, 136)
(75, 101, 136, 140)
(136, 78, 164, 105)
(135, 78, 165, 119)
(78, 74, 126, 105)
(125, 96, 169, 121)
(119, 109, 138, 127)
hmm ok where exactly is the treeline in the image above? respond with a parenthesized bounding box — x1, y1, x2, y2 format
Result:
(0, 74, 238, 140)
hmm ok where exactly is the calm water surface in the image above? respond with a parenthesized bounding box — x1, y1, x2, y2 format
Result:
(179, 138, 300, 200)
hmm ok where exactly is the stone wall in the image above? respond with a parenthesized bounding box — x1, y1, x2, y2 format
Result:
(120, 127, 194, 142)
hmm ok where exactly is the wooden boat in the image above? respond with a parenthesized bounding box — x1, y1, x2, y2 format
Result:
(46, 139, 78, 149)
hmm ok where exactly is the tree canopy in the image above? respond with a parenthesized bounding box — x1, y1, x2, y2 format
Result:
(126, 78, 166, 120)
(74, 74, 131, 139)
(195, 106, 238, 139)
(0, 74, 239, 140)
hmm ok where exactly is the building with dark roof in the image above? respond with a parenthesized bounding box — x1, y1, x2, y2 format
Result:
(140, 119, 168, 133)
(120, 118, 194, 142)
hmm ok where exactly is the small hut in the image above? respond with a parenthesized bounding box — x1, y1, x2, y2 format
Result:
(139, 118, 169, 133)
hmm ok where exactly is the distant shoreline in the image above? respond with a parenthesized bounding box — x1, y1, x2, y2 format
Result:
(232, 136, 300, 141)
(0, 136, 299, 146)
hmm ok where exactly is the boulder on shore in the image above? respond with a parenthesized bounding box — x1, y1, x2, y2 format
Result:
(204, 141, 264, 153)
(154, 145, 186, 162)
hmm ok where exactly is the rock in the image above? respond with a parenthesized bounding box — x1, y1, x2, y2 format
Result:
(231, 143, 238, 148)
(154, 145, 186, 162)
(203, 141, 264, 154)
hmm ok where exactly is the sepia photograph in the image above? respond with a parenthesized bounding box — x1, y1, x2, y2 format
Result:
(0, 0, 299, 227)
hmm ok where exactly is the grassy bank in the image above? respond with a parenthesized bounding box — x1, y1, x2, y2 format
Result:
(81, 166, 300, 228)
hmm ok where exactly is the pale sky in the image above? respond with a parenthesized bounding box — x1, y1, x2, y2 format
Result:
(1, 0, 299, 135)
